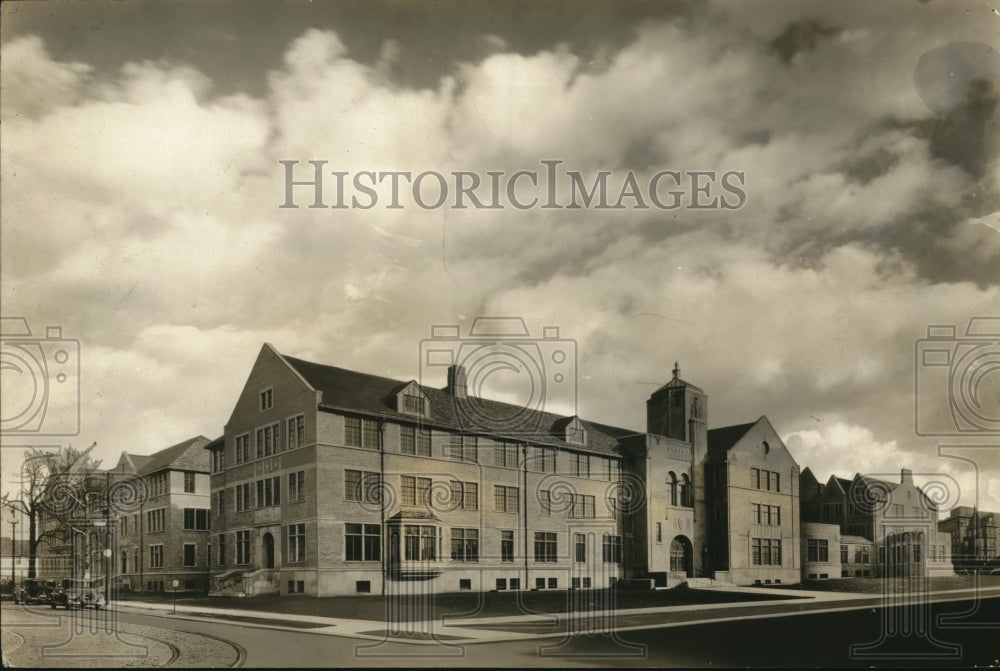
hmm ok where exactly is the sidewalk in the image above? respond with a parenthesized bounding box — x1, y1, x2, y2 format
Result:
(112, 584, 1000, 644)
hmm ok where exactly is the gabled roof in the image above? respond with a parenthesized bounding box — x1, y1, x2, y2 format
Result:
(108, 452, 152, 474)
(706, 421, 757, 453)
(280, 352, 634, 457)
(841, 535, 872, 545)
(137, 436, 212, 476)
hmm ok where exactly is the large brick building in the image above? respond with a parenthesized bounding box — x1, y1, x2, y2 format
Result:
(938, 506, 998, 569)
(203, 345, 807, 596)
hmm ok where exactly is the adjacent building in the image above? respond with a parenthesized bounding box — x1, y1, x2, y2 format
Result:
(938, 506, 998, 569)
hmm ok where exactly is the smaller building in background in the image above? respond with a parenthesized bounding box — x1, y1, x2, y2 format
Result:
(839, 535, 874, 578)
(939, 506, 999, 571)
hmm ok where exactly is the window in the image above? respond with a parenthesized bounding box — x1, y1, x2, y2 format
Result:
(345, 470, 381, 503)
(216, 490, 226, 516)
(656, 522, 662, 543)
(670, 539, 687, 571)
(287, 415, 304, 449)
(855, 547, 870, 564)
(603, 534, 623, 563)
(751, 468, 781, 492)
(288, 523, 306, 562)
(501, 530, 514, 563)
(218, 534, 226, 566)
(575, 533, 586, 563)
(752, 503, 761, 524)
(571, 494, 595, 518)
(184, 472, 196, 493)
(345, 416, 380, 449)
(540, 490, 552, 515)
(530, 446, 556, 473)
(356, 580, 371, 593)
(256, 476, 281, 508)
(400, 425, 431, 456)
(288, 471, 306, 502)
(459, 579, 472, 590)
(534, 532, 557, 562)
(260, 388, 273, 410)
(667, 472, 678, 506)
(235, 434, 250, 464)
(510, 578, 520, 590)
(493, 485, 518, 513)
(606, 459, 622, 482)
(755, 504, 781, 525)
(235, 483, 251, 511)
(494, 441, 519, 468)
(149, 544, 164, 569)
(450, 528, 479, 561)
(256, 423, 280, 457)
(841, 545, 849, 563)
(148, 472, 169, 497)
(288, 580, 305, 594)
(147, 508, 166, 533)
(345, 523, 381, 562)
(447, 434, 477, 462)
(183, 508, 211, 530)
(548, 577, 558, 589)
(753, 538, 783, 565)
(212, 448, 225, 473)
(679, 474, 691, 507)
(401, 475, 432, 506)
(497, 578, 507, 591)
(536, 577, 546, 590)
(401, 392, 425, 415)
(573, 453, 590, 478)
(404, 525, 437, 561)
(450, 481, 479, 510)
(913, 544, 921, 563)
(183, 543, 196, 567)
(608, 496, 622, 523)
(236, 530, 250, 565)
(807, 539, 829, 562)
(892, 504, 904, 518)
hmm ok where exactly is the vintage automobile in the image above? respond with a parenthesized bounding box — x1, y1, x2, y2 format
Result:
(49, 578, 106, 610)
(14, 579, 56, 605)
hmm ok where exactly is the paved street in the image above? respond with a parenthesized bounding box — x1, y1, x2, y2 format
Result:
(4, 589, 1000, 667)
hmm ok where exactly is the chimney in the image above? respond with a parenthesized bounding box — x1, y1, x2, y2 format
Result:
(901, 468, 913, 486)
(448, 364, 467, 399)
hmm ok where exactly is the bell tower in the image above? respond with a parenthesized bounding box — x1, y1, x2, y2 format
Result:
(646, 362, 707, 457)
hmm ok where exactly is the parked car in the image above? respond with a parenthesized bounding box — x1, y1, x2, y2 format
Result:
(50, 578, 106, 610)
(989, 568, 1000, 575)
(14, 579, 56, 605)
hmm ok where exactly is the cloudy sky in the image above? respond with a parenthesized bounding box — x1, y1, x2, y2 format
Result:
(2, 0, 999, 514)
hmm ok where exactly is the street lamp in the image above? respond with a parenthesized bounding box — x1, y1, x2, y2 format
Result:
(10, 516, 17, 589)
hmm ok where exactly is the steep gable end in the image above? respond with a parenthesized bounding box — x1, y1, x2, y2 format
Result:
(225, 343, 318, 429)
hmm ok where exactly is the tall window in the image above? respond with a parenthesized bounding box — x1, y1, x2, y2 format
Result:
(236, 530, 250, 565)
(183, 508, 210, 530)
(494, 441, 519, 468)
(235, 434, 250, 464)
(147, 508, 166, 533)
(256, 476, 281, 507)
(402, 392, 425, 415)
(149, 544, 164, 568)
(287, 415, 304, 449)
(450, 528, 479, 561)
(679, 474, 691, 507)
(493, 485, 518, 513)
(540, 490, 552, 515)
(401, 475, 432, 506)
(807, 538, 829, 562)
(606, 459, 622, 482)
(602, 534, 622, 563)
(345, 523, 381, 561)
(447, 434, 477, 462)
(287, 523, 306, 562)
(400, 425, 431, 456)
(183, 544, 196, 567)
(670, 538, 687, 572)
(260, 388, 273, 410)
(855, 547, 870, 563)
(256, 422, 281, 457)
(501, 530, 514, 563)
(345, 470, 381, 503)
(184, 472, 196, 493)
(841, 545, 849, 563)
(534, 532, 557, 562)
(573, 453, 590, 478)
(212, 448, 225, 473)
(667, 472, 678, 506)
(571, 494, 595, 518)
(754, 538, 782, 565)
(288, 471, 306, 502)
(345, 416, 380, 449)
(575, 533, 587, 563)
(404, 525, 437, 561)
(530, 446, 556, 473)
(218, 534, 226, 566)
(751, 468, 781, 492)
(449, 481, 479, 510)
(235, 483, 251, 511)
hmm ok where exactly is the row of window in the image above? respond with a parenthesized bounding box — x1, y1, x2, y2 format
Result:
(840, 545, 871, 564)
(666, 472, 692, 508)
(228, 471, 307, 512)
(751, 538, 783, 565)
(232, 415, 307, 465)
(751, 503, 781, 526)
(750, 468, 781, 492)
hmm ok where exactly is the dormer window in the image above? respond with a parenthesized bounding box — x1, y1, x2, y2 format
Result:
(396, 381, 428, 417)
(260, 388, 273, 411)
(565, 417, 587, 445)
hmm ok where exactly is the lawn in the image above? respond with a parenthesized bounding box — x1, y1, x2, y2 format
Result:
(795, 574, 1000, 594)
(116, 583, 798, 621)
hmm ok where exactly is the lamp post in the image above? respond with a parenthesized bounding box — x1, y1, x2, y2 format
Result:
(10, 516, 17, 588)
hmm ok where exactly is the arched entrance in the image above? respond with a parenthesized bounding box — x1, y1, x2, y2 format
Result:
(670, 535, 693, 577)
(262, 532, 275, 569)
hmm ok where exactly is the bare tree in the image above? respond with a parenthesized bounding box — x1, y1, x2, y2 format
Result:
(2, 444, 101, 578)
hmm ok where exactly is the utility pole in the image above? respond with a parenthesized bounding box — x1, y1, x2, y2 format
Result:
(10, 515, 17, 588)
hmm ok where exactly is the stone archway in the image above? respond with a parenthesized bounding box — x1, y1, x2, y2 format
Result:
(670, 535, 693, 577)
